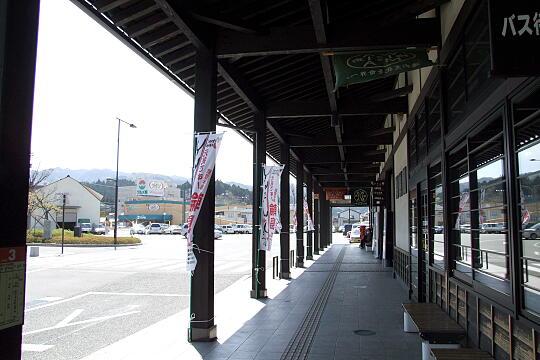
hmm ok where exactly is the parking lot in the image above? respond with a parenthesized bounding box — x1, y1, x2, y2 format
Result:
(23, 231, 286, 359)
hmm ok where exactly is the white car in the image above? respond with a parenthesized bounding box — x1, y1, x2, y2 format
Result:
(80, 223, 92, 233)
(130, 224, 146, 235)
(92, 223, 106, 235)
(146, 223, 163, 234)
(214, 229, 223, 239)
(232, 224, 251, 234)
(164, 225, 183, 235)
(222, 225, 235, 234)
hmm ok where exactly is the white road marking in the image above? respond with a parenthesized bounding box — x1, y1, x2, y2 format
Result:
(90, 292, 188, 297)
(39, 297, 63, 302)
(23, 310, 140, 336)
(22, 344, 55, 352)
(55, 309, 84, 327)
(26, 291, 189, 312)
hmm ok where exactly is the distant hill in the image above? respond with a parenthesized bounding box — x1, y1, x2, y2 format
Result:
(40, 167, 250, 191)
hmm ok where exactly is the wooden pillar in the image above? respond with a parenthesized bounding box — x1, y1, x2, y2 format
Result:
(279, 143, 291, 279)
(296, 162, 304, 267)
(306, 173, 314, 260)
(313, 181, 320, 255)
(0, 2, 40, 359)
(320, 192, 329, 248)
(251, 111, 266, 298)
(189, 45, 217, 342)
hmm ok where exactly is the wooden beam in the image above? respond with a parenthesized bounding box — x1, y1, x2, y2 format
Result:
(368, 85, 413, 102)
(289, 134, 393, 147)
(266, 98, 407, 118)
(189, 12, 260, 34)
(216, 18, 440, 58)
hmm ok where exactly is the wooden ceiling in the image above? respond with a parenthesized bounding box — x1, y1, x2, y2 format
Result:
(71, 0, 446, 188)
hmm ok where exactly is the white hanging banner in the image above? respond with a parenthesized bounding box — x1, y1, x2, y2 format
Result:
(186, 132, 223, 272)
(454, 192, 469, 230)
(259, 165, 284, 251)
(303, 198, 315, 231)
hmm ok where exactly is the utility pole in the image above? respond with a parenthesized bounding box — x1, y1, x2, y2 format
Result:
(61, 193, 66, 255)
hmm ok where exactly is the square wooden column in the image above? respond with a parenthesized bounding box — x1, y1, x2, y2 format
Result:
(313, 182, 320, 255)
(296, 162, 304, 267)
(251, 111, 266, 298)
(0, 2, 40, 359)
(189, 46, 217, 342)
(279, 143, 291, 279)
(306, 173, 314, 260)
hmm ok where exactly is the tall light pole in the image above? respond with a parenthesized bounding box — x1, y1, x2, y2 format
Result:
(114, 117, 137, 250)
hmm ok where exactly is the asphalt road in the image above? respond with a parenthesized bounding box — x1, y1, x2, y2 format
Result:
(22, 231, 287, 360)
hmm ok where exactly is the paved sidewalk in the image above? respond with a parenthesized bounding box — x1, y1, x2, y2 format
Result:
(82, 241, 421, 360)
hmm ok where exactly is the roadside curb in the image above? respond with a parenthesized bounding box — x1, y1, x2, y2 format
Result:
(26, 242, 141, 248)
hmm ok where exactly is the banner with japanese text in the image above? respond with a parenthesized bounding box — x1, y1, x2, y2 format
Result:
(333, 49, 433, 89)
(259, 165, 284, 251)
(303, 199, 315, 231)
(186, 132, 223, 271)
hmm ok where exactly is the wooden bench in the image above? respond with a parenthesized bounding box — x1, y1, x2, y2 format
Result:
(403, 303, 466, 360)
(430, 349, 494, 360)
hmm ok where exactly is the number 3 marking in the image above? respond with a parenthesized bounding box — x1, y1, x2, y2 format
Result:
(8, 249, 16, 261)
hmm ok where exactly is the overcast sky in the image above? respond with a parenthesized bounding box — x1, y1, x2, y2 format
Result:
(31, 0, 263, 184)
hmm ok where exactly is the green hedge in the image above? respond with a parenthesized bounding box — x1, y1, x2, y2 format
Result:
(26, 230, 140, 245)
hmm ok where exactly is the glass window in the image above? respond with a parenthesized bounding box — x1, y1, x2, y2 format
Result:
(449, 115, 510, 294)
(515, 107, 540, 313)
(429, 164, 444, 268)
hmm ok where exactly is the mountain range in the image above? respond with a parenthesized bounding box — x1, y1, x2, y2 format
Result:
(42, 167, 251, 190)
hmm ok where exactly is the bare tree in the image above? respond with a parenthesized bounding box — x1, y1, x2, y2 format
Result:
(27, 168, 59, 232)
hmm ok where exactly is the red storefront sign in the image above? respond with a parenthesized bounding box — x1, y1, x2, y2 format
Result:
(324, 187, 347, 200)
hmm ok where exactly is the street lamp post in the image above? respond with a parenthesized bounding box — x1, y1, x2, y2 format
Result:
(114, 117, 137, 250)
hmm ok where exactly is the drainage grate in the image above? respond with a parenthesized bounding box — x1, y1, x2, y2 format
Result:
(353, 329, 376, 336)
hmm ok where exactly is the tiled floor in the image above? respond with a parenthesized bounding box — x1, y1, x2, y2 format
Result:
(82, 241, 422, 360)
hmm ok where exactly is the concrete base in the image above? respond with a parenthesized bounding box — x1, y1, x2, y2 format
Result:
(421, 340, 460, 360)
(29, 246, 39, 257)
(403, 312, 418, 333)
(306, 256, 313, 260)
(189, 325, 217, 342)
(280, 272, 291, 279)
(250, 289, 268, 299)
(297, 261, 304, 268)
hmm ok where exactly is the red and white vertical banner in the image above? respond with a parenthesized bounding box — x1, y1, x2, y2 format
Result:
(303, 198, 315, 231)
(259, 165, 284, 251)
(455, 192, 470, 229)
(186, 132, 223, 272)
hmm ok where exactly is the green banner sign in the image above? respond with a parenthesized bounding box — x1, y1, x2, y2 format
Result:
(333, 49, 434, 89)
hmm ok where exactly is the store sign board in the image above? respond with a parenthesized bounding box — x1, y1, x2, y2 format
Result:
(136, 179, 165, 196)
(351, 188, 370, 206)
(324, 187, 347, 200)
(489, 0, 540, 76)
(0, 246, 26, 331)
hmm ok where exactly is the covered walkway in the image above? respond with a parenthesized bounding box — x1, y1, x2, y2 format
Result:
(80, 237, 420, 360)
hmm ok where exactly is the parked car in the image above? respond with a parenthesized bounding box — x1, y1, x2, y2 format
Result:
(222, 225, 235, 234)
(523, 223, 540, 239)
(214, 229, 223, 239)
(349, 224, 361, 243)
(215, 225, 223, 232)
(130, 224, 146, 235)
(480, 222, 505, 234)
(80, 223, 92, 233)
(459, 224, 471, 233)
(342, 224, 352, 236)
(180, 223, 188, 236)
(146, 223, 164, 234)
(164, 225, 183, 235)
(160, 223, 170, 232)
(434, 225, 444, 234)
(92, 223, 106, 235)
(232, 224, 251, 234)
